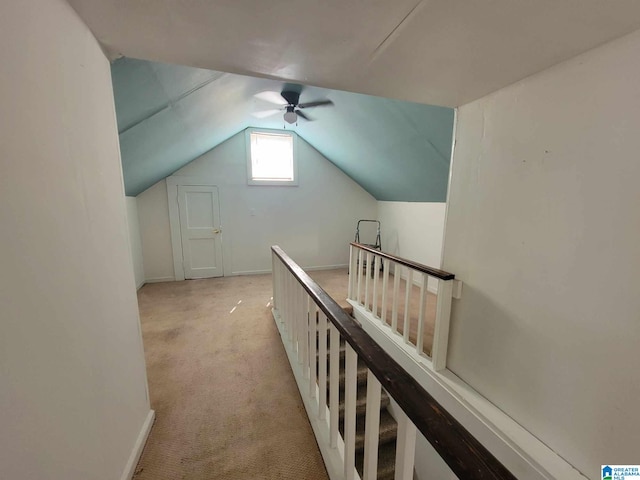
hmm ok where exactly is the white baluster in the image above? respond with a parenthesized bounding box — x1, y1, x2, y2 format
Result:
(302, 292, 310, 376)
(394, 411, 417, 480)
(299, 285, 305, 362)
(363, 370, 381, 480)
(280, 262, 285, 324)
(391, 265, 401, 332)
(365, 251, 372, 310)
(309, 302, 317, 398)
(344, 343, 357, 480)
(403, 270, 413, 344)
(329, 324, 340, 447)
(293, 282, 297, 348)
(299, 286, 307, 365)
(318, 312, 328, 420)
(283, 269, 288, 329)
(356, 249, 363, 304)
(416, 273, 428, 355)
(289, 278, 294, 345)
(372, 255, 379, 318)
(381, 261, 390, 324)
(349, 246, 358, 301)
(287, 274, 294, 342)
(280, 268, 285, 323)
(272, 253, 277, 310)
(295, 283, 301, 361)
(347, 245, 354, 299)
(274, 259, 280, 313)
(432, 279, 453, 371)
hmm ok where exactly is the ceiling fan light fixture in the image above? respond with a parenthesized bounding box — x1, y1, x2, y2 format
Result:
(283, 109, 297, 124)
(253, 88, 334, 123)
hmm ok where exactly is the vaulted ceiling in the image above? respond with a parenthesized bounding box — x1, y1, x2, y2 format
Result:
(71, 0, 640, 107)
(112, 58, 454, 200)
(81, 1, 640, 200)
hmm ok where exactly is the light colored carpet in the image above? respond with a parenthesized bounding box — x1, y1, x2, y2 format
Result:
(135, 273, 330, 480)
(310, 268, 438, 356)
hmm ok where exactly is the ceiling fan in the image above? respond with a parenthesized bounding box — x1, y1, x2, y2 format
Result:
(252, 89, 334, 124)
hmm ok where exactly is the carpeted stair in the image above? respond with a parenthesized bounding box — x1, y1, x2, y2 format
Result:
(317, 331, 398, 480)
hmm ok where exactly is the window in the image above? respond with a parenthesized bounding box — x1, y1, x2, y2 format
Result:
(246, 128, 298, 186)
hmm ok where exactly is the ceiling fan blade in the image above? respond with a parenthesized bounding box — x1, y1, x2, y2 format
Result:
(298, 99, 334, 109)
(254, 91, 288, 106)
(296, 110, 313, 121)
(251, 109, 282, 118)
(281, 90, 300, 106)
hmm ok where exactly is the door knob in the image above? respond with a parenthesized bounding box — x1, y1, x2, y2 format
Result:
(213, 228, 221, 234)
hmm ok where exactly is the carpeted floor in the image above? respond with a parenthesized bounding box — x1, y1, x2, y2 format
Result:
(134, 267, 436, 480)
(135, 273, 332, 480)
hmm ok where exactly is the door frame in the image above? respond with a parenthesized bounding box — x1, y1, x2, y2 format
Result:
(167, 176, 227, 281)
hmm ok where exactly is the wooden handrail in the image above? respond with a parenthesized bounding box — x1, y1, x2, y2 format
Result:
(271, 245, 515, 480)
(351, 242, 455, 280)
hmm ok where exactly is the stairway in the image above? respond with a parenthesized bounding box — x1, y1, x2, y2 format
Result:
(317, 322, 398, 480)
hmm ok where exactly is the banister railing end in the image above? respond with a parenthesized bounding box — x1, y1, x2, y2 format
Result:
(350, 242, 455, 281)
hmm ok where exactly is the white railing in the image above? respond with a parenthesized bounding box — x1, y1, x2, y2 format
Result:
(347, 243, 457, 372)
(270, 245, 511, 480)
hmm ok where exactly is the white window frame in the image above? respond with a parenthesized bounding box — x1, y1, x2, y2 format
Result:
(245, 128, 298, 186)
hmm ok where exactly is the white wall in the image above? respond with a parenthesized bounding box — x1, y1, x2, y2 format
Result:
(137, 131, 377, 278)
(443, 29, 640, 478)
(377, 201, 446, 291)
(137, 181, 175, 282)
(126, 197, 145, 289)
(0, 1, 152, 479)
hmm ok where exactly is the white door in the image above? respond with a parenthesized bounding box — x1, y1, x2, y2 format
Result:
(177, 185, 223, 279)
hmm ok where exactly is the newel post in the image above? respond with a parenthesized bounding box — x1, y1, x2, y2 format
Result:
(431, 279, 453, 371)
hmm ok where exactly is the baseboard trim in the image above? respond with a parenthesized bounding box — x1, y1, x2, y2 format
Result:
(120, 409, 155, 480)
(231, 269, 271, 276)
(304, 264, 349, 272)
(136, 281, 146, 290)
(144, 276, 175, 283)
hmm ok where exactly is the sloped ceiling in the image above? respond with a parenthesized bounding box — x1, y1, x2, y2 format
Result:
(72, 0, 640, 107)
(112, 58, 454, 201)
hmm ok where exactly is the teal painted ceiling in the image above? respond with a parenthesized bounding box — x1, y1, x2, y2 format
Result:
(111, 58, 454, 201)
